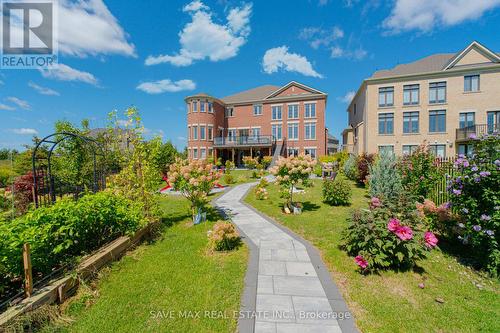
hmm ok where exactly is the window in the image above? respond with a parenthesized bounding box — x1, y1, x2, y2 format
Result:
(429, 144, 446, 158)
(192, 125, 198, 140)
(458, 144, 474, 157)
(200, 102, 205, 112)
(208, 102, 213, 113)
(305, 103, 316, 118)
(193, 148, 198, 159)
(288, 104, 299, 119)
(225, 107, 234, 117)
(272, 124, 282, 140)
(208, 148, 213, 157)
(200, 125, 206, 140)
(378, 146, 394, 154)
(403, 112, 419, 133)
(305, 122, 316, 140)
(208, 126, 213, 140)
(487, 111, 500, 133)
(378, 113, 394, 134)
(253, 105, 262, 116)
(252, 127, 261, 138)
(200, 148, 206, 159)
(304, 148, 317, 158)
(288, 148, 299, 157)
(464, 75, 479, 92)
(192, 101, 198, 112)
(402, 145, 418, 155)
(288, 123, 298, 140)
(188, 126, 191, 140)
(272, 106, 282, 120)
(227, 129, 236, 142)
(378, 87, 394, 107)
(429, 110, 446, 133)
(403, 84, 419, 105)
(429, 82, 446, 104)
(459, 112, 475, 128)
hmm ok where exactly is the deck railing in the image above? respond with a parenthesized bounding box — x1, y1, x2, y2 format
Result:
(213, 135, 275, 147)
(456, 123, 499, 141)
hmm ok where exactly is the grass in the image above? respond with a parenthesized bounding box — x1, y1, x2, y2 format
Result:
(218, 169, 264, 186)
(44, 195, 248, 333)
(245, 178, 500, 333)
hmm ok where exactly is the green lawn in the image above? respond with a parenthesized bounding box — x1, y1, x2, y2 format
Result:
(245, 179, 500, 333)
(45, 196, 248, 333)
(219, 169, 263, 186)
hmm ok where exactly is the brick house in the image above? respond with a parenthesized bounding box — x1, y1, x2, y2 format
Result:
(185, 81, 328, 165)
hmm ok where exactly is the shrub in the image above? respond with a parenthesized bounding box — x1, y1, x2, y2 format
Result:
(254, 186, 269, 200)
(416, 199, 454, 234)
(207, 221, 241, 251)
(313, 164, 322, 177)
(242, 156, 258, 169)
(261, 156, 272, 169)
(447, 133, 500, 275)
(258, 178, 269, 188)
(323, 178, 351, 206)
(0, 192, 146, 296)
(0, 166, 15, 188)
(225, 160, 235, 173)
(223, 173, 235, 184)
(356, 153, 375, 184)
(12, 171, 35, 214)
(342, 194, 438, 272)
(398, 143, 442, 199)
(368, 152, 403, 201)
(343, 155, 358, 181)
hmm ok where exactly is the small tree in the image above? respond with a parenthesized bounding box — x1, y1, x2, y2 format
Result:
(368, 152, 403, 201)
(269, 154, 316, 210)
(168, 158, 220, 219)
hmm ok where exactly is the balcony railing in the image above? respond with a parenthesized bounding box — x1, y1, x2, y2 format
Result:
(213, 135, 275, 147)
(456, 123, 499, 141)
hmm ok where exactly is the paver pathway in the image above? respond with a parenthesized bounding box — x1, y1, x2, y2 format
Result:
(215, 182, 357, 333)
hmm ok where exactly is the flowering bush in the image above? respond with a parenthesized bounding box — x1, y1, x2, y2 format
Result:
(261, 156, 272, 169)
(242, 156, 259, 169)
(415, 199, 454, 233)
(223, 173, 235, 184)
(447, 133, 499, 275)
(356, 153, 375, 184)
(343, 154, 358, 181)
(322, 177, 351, 206)
(207, 221, 241, 251)
(168, 158, 220, 218)
(399, 143, 442, 199)
(368, 152, 403, 201)
(269, 154, 316, 211)
(225, 160, 234, 173)
(254, 186, 269, 200)
(342, 194, 438, 272)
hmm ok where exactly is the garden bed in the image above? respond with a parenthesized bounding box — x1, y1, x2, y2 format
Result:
(245, 179, 500, 332)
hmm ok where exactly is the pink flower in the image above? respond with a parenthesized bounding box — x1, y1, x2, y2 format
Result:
(395, 226, 413, 241)
(354, 255, 368, 269)
(387, 218, 400, 232)
(370, 197, 381, 209)
(424, 231, 438, 248)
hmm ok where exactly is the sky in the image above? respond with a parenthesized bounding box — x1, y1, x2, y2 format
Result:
(1, 0, 500, 151)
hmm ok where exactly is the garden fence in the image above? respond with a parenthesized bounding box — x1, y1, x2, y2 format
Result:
(431, 157, 457, 205)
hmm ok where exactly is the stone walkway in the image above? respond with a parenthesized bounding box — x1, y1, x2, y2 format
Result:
(215, 182, 357, 333)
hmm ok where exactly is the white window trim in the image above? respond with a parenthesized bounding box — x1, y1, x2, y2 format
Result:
(286, 102, 300, 106)
(304, 122, 317, 140)
(253, 104, 263, 116)
(304, 119, 317, 123)
(287, 120, 300, 124)
(271, 121, 283, 124)
(271, 103, 284, 106)
(287, 122, 299, 141)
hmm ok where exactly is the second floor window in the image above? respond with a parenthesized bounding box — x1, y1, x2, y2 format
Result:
(459, 112, 475, 129)
(192, 126, 198, 140)
(200, 102, 205, 112)
(208, 126, 213, 140)
(192, 101, 198, 112)
(305, 103, 316, 118)
(227, 129, 236, 141)
(200, 126, 206, 140)
(403, 84, 419, 105)
(288, 123, 298, 140)
(288, 104, 299, 119)
(225, 107, 234, 117)
(305, 122, 316, 139)
(464, 75, 479, 92)
(272, 124, 282, 140)
(253, 105, 262, 115)
(272, 106, 282, 120)
(403, 111, 419, 133)
(429, 110, 446, 133)
(252, 127, 261, 138)
(378, 87, 394, 107)
(208, 102, 213, 113)
(429, 82, 446, 104)
(378, 113, 394, 135)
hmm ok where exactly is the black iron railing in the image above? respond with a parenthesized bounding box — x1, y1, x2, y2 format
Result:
(213, 135, 275, 147)
(456, 123, 499, 141)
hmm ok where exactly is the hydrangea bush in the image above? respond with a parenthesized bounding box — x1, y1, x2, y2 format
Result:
(269, 154, 316, 211)
(447, 133, 500, 275)
(207, 221, 241, 251)
(342, 194, 438, 272)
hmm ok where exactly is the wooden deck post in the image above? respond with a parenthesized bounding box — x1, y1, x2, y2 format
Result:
(232, 149, 235, 163)
(23, 243, 33, 297)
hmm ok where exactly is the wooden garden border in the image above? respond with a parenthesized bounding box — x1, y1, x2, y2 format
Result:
(0, 222, 158, 328)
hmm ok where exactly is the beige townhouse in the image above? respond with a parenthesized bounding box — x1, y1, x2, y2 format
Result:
(342, 41, 500, 157)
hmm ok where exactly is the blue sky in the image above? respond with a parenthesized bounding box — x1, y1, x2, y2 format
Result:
(1, 0, 500, 151)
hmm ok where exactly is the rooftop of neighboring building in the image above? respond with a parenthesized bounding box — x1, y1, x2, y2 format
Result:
(221, 85, 280, 104)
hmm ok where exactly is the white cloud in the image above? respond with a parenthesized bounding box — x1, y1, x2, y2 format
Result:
(330, 46, 367, 60)
(10, 128, 38, 135)
(28, 81, 60, 96)
(0, 103, 15, 111)
(262, 46, 323, 78)
(39, 63, 98, 85)
(137, 79, 196, 94)
(383, 0, 500, 33)
(177, 136, 187, 141)
(6, 97, 30, 110)
(338, 91, 356, 103)
(145, 1, 252, 66)
(299, 26, 344, 49)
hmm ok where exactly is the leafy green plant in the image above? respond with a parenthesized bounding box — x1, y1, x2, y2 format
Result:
(207, 221, 241, 251)
(242, 156, 258, 169)
(223, 173, 235, 184)
(368, 152, 403, 201)
(225, 160, 234, 173)
(343, 154, 358, 181)
(322, 177, 351, 206)
(260, 156, 272, 169)
(356, 153, 375, 184)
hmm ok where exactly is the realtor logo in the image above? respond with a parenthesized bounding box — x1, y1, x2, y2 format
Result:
(1, 0, 58, 69)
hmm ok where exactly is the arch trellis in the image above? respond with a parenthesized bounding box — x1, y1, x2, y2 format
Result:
(32, 132, 107, 208)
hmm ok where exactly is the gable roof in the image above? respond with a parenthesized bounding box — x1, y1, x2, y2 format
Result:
(265, 81, 327, 99)
(443, 41, 500, 70)
(221, 85, 280, 104)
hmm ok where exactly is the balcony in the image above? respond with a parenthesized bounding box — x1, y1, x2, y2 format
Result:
(456, 124, 499, 141)
(213, 135, 275, 148)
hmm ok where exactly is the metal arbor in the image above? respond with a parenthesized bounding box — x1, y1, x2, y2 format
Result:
(31, 132, 106, 207)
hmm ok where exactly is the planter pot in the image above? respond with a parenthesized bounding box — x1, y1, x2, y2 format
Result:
(194, 208, 206, 225)
(293, 206, 302, 215)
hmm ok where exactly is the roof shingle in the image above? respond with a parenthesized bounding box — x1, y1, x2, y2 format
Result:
(221, 85, 280, 104)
